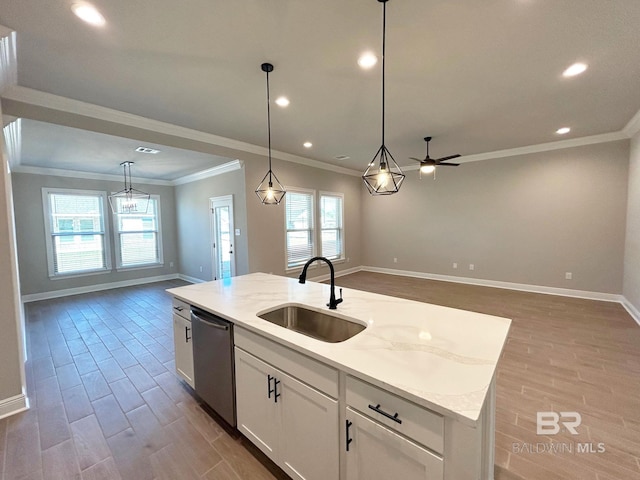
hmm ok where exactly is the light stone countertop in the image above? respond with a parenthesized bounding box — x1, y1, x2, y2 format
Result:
(167, 272, 511, 427)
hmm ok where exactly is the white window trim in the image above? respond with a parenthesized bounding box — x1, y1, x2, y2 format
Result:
(284, 187, 316, 273)
(112, 193, 164, 271)
(319, 190, 345, 262)
(42, 187, 112, 279)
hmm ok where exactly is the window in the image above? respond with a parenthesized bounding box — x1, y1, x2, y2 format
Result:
(285, 189, 345, 270)
(113, 195, 163, 269)
(285, 190, 315, 268)
(320, 193, 344, 260)
(42, 189, 111, 277)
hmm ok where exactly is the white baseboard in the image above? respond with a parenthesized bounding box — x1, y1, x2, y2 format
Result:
(308, 266, 363, 283)
(360, 266, 623, 303)
(21, 274, 181, 303)
(0, 393, 29, 420)
(621, 297, 640, 327)
(177, 274, 207, 284)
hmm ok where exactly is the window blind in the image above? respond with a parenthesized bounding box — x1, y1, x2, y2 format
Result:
(285, 192, 314, 268)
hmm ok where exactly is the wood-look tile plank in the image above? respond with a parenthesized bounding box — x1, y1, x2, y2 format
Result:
(123, 365, 156, 393)
(164, 417, 222, 476)
(41, 438, 81, 480)
(203, 460, 243, 480)
(95, 358, 125, 384)
(55, 363, 82, 391)
(176, 400, 224, 444)
(212, 432, 280, 480)
(106, 428, 154, 480)
(70, 415, 111, 471)
(140, 386, 180, 426)
(125, 404, 171, 453)
(80, 457, 122, 480)
(109, 378, 145, 413)
(80, 371, 111, 402)
(149, 443, 201, 480)
(73, 352, 99, 376)
(38, 403, 71, 451)
(91, 395, 130, 438)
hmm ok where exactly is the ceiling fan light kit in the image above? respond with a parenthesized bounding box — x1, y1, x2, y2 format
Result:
(255, 62, 286, 205)
(410, 136, 461, 180)
(108, 161, 150, 214)
(362, 0, 405, 196)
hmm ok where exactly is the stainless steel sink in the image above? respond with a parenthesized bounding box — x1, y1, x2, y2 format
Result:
(257, 305, 366, 343)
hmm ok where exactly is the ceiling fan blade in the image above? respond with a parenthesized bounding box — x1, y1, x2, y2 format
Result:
(438, 163, 460, 166)
(436, 154, 461, 162)
(409, 157, 425, 162)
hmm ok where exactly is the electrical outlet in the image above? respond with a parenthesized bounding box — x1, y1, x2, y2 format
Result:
(347, 257, 350, 263)
(199, 266, 203, 272)
(169, 261, 174, 268)
(393, 257, 398, 263)
(469, 264, 475, 271)
(565, 272, 572, 280)
(452, 262, 458, 269)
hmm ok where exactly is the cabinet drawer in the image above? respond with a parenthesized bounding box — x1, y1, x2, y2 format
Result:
(172, 297, 191, 320)
(235, 327, 338, 398)
(346, 376, 444, 454)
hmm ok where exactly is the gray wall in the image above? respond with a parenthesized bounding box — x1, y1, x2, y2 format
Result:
(12, 172, 179, 296)
(361, 140, 630, 294)
(244, 156, 362, 278)
(624, 132, 640, 310)
(0, 119, 24, 405)
(174, 168, 248, 281)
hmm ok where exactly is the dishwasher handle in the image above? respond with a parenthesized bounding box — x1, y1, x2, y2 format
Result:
(191, 311, 230, 331)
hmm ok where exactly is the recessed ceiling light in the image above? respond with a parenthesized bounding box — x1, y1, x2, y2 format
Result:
(562, 63, 588, 77)
(71, 2, 106, 27)
(303, 142, 313, 148)
(358, 52, 378, 69)
(556, 127, 571, 135)
(275, 96, 290, 107)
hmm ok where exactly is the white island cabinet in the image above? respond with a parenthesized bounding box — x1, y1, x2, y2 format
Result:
(167, 272, 511, 480)
(235, 328, 339, 480)
(171, 297, 194, 388)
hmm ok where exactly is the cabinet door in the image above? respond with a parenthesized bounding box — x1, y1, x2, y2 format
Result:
(279, 372, 339, 480)
(235, 348, 279, 458)
(346, 408, 443, 480)
(172, 314, 194, 387)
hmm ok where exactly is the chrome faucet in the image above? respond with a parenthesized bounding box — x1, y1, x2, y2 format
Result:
(298, 256, 343, 310)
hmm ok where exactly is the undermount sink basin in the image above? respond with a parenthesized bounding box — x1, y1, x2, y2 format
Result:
(257, 304, 366, 343)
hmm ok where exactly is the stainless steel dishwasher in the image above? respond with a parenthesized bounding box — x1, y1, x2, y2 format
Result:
(191, 307, 236, 427)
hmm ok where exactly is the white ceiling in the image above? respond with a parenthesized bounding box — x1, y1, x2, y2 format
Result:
(1, 0, 640, 180)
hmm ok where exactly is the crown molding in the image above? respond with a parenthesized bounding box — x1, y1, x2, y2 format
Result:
(0, 26, 17, 95)
(10, 164, 173, 186)
(1, 86, 361, 177)
(172, 159, 244, 186)
(623, 108, 640, 138)
(444, 131, 629, 166)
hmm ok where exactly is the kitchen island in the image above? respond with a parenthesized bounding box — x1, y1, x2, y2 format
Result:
(167, 272, 511, 480)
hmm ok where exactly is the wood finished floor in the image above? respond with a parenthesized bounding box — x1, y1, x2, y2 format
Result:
(0, 273, 638, 479)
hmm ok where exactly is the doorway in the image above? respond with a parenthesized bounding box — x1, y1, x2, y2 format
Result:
(209, 195, 235, 280)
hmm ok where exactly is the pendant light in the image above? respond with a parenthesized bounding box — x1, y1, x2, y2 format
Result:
(362, 0, 405, 195)
(255, 62, 286, 205)
(108, 161, 150, 214)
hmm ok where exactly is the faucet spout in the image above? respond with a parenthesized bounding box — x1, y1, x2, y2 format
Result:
(298, 256, 343, 310)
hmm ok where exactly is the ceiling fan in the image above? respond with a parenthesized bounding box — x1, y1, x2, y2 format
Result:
(410, 136, 461, 177)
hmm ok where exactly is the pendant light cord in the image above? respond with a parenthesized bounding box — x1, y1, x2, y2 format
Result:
(381, 0, 386, 146)
(266, 69, 273, 182)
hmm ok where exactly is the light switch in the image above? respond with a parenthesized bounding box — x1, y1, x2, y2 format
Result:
(235, 228, 241, 236)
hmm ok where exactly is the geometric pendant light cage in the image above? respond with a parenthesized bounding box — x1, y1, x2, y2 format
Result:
(255, 62, 286, 205)
(362, 0, 405, 195)
(108, 161, 150, 214)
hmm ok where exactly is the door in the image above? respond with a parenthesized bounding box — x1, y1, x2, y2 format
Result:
(172, 314, 194, 388)
(345, 408, 443, 480)
(210, 195, 235, 280)
(235, 348, 279, 458)
(280, 370, 339, 480)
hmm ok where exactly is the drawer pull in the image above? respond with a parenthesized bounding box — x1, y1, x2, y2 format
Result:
(368, 404, 402, 424)
(345, 420, 353, 451)
(173, 306, 185, 312)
